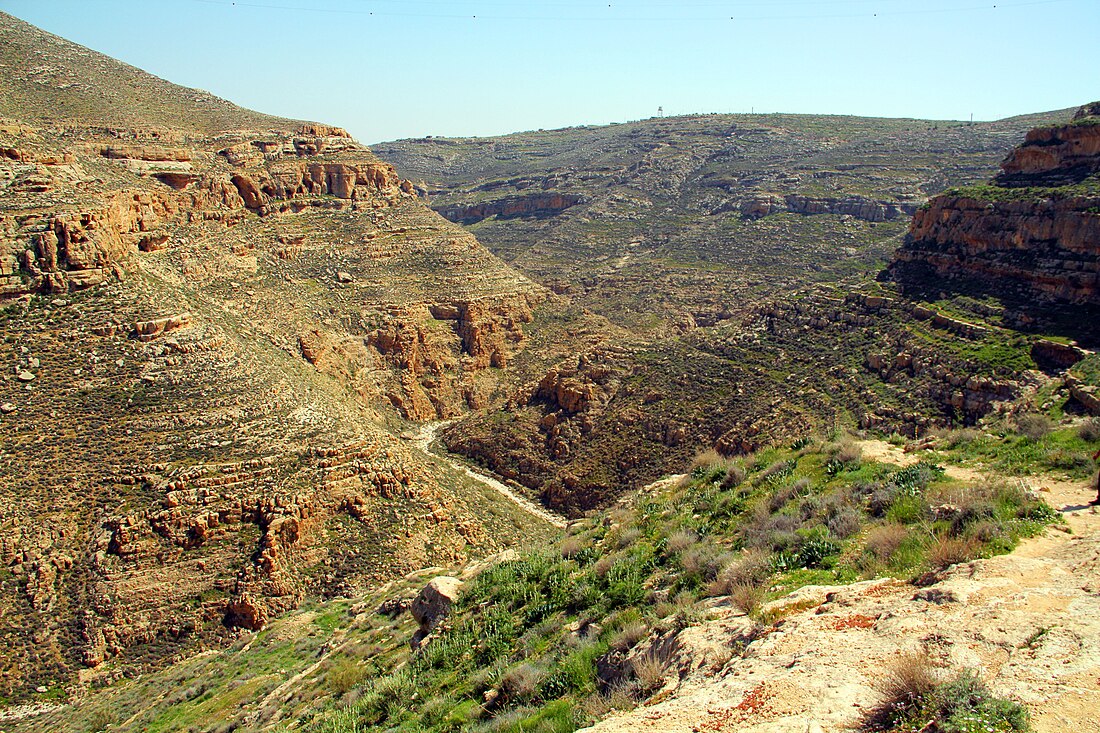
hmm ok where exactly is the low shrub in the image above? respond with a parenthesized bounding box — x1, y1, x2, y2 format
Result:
(500, 663, 546, 704)
(1077, 417, 1100, 442)
(665, 529, 698, 555)
(720, 464, 747, 489)
(866, 651, 939, 729)
(863, 524, 908, 562)
(866, 663, 1031, 733)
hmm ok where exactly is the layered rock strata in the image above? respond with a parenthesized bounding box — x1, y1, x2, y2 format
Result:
(884, 103, 1100, 337)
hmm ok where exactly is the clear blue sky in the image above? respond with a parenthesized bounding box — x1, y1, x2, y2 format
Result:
(1, 0, 1097, 143)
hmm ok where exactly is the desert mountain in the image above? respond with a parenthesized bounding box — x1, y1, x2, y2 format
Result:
(0, 10, 588, 699)
(3, 10, 1100, 733)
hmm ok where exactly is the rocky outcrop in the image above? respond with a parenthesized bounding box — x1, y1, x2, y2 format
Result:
(739, 194, 919, 222)
(884, 104, 1100, 337)
(410, 576, 463, 649)
(133, 313, 192, 341)
(366, 294, 542, 420)
(1031, 338, 1086, 370)
(0, 133, 416, 298)
(435, 193, 583, 224)
(886, 194, 1100, 303)
(997, 103, 1100, 187)
(1066, 374, 1100, 415)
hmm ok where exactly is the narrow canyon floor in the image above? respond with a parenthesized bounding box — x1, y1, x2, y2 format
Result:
(581, 441, 1100, 733)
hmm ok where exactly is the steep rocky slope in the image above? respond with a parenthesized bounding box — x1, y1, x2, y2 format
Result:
(885, 102, 1100, 342)
(0, 11, 580, 700)
(375, 110, 1068, 335)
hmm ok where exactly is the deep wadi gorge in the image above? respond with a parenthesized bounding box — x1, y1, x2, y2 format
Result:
(1, 9, 1100, 733)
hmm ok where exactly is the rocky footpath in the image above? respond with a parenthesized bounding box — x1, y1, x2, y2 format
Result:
(885, 104, 1100, 339)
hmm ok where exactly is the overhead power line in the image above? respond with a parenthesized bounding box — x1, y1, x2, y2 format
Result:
(189, 0, 1074, 22)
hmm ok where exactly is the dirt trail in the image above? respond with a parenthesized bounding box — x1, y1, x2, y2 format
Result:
(583, 441, 1100, 733)
(408, 421, 567, 529)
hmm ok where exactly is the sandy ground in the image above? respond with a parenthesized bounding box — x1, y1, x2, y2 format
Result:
(582, 441, 1100, 733)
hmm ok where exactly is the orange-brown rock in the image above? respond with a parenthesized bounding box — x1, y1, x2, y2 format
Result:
(999, 103, 1100, 186)
(224, 595, 268, 631)
(296, 124, 351, 138)
(100, 145, 192, 162)
(884, 104, 1100, 337)
(134, 313, 192, 341)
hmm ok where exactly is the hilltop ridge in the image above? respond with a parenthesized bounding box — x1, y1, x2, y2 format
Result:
(0, 11, 301, 135)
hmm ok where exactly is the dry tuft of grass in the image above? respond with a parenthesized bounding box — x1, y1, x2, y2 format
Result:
(500, 663, 545, 703)
(560, 535, 589, 559)
(928, 536, 979, 570)
(631, 652, 669, 695)
(609, 620, 649, 652)
(866, 651, 939, 729)
(690, 449, 726, 472)
(666, 529, 699, 555)
(863, 524, 909, 562)
(727, 582, 766, 616)
(1077, 417, 1100, 443)
(830, 439, 863, 465)
(1015, 413, 1052, 441)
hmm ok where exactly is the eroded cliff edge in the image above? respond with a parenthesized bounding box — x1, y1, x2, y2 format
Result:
(884, 102, 1100, 340)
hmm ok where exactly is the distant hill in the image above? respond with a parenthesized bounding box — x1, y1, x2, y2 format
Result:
(376, 109, 1074, 334)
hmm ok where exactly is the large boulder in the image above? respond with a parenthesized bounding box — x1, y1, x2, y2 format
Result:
(410, 576, 463, 649)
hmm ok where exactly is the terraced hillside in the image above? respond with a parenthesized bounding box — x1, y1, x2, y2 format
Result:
(375, 109, 1070, 334)
(0, 11, 586, 700)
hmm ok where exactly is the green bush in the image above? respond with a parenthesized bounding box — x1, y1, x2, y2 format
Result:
(867, 669, 1031, 732)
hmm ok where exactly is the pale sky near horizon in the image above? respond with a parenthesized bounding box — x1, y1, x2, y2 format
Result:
(1, 0, 1096, 144)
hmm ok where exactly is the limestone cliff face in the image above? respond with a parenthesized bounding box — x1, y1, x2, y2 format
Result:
(884, 104, 1100, 331)
(435, 193, 583, 225)
(998, 102, 1100, 186)
(0, 126, 415, 298)
(738, 194, 919, 222)
(892, 194, 1100, 303)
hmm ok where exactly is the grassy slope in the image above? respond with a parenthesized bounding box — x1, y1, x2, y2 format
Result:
(19, 424, 1064, 733)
